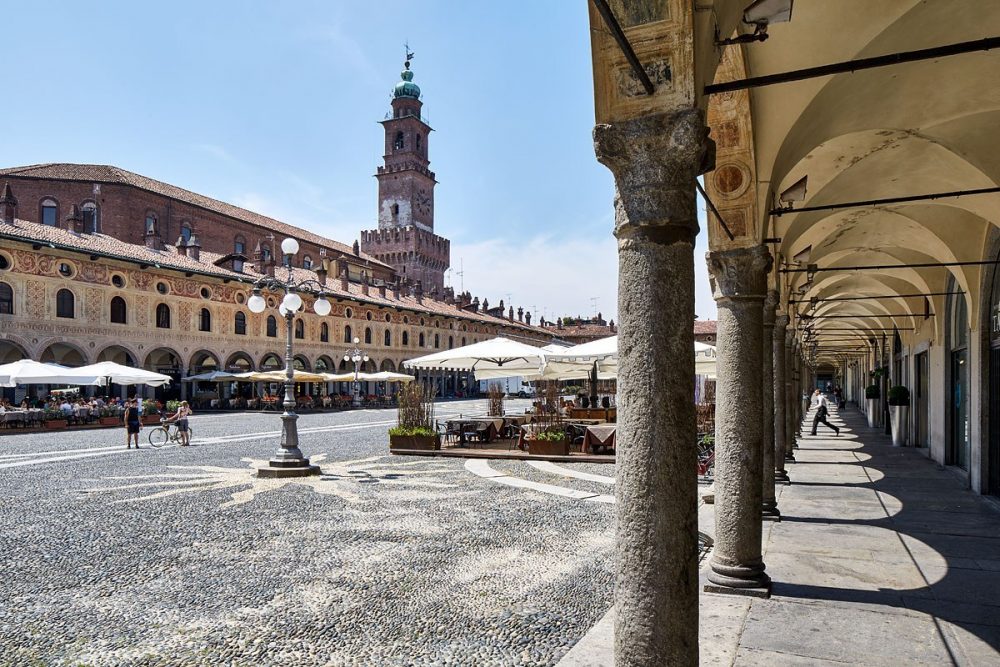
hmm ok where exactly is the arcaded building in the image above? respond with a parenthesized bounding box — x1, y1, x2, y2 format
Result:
(0, 62, 549, 402)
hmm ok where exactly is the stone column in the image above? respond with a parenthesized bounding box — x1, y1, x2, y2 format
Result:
(705, 244, 772, 596)
(594, 109, 710, 666)
(773, 315, 790, 483)
(762, 290, 780, 519)
(784, 333, 796, 462)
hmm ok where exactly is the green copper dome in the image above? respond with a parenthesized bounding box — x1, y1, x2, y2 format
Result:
(393, 66, 421, 99)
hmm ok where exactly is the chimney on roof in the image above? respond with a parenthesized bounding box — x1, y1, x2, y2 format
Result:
(540, 317, 546, 327)
(517, 306, 524, 322)
(378, 281, 387, 298)
(525, 311, 532, 325)
(144, 225, 161, 250)
(609, 318, 616, 332)
(175, 235, 188, 257)
(472, 296, 480, 312)
(557, 317, 563, 329)
(362, 272, 370, 296)
(0, 183, 17, 224)
(340, 267, 349, 291)
(415, 281, 423, 304)
(352, 240, 360, 256)
(392, 278, 401, 300)
(444, 286, 455, 305)
(187, 235, 201, 261)
(316, 259, 328, 286)
(65, 204, 84, 233)
(508, 306, 514, 321)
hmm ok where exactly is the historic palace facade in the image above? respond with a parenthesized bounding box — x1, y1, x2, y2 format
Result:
(0, 62, 550, 400)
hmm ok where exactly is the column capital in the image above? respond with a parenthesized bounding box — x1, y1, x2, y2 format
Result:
(707, 245, 772, 302)
(774, 313, 789, 330)
(594, 108, 713, 245)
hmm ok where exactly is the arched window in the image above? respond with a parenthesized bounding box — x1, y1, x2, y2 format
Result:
(155, 303, 170, 328)
(394, 131, 405, 150)
(144, 213, 157, 234)
(180, 222, 193, 243)
(266, 315, 277, 337)
(56, 289, 75, 318)
(402, 331, 409, 346)
(448, 336, 453, 349)
(384, 329, 391, 346)
(434, 333, 440, 349)
(320, 322, 329, 342)
(303, 255, 313, 270)
(391, 203, 400, 218)
(261, 244, 271, 262)
(364, 327, 372, 344)
(416, 134, 422, 151)
(295, 319, 304, 339)
(81, 202, 98, 232)
(234, 311, 247, 335)
(110, 296, 127, 324)
(344, 325, 353, 343)
(0, 282, 13, 314)
(234, 236, 246, 255)
(199, 307, 211, 332)
(41, 198, 58, 226)
(418, 333, 425, 347)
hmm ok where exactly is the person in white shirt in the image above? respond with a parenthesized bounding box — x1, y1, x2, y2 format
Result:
(810, 389, 840, 436)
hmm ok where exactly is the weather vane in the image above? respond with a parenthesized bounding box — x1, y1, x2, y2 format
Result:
(405, 41, 415, 67)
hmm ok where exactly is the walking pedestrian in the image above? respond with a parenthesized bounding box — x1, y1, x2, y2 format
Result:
(164, 400, 193, 446)
(124, 398, 141, 449)
(811, 389, 840, 436)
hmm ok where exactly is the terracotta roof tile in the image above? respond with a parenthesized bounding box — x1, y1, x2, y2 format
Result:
(0, 163, 391, 270)
(0, 217, 549, 337)
(693, 320, 717, 335)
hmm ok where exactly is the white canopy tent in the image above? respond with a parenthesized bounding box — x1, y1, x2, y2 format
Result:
(71, 361, 173, 387)
(402, 337, 549, 380)
(0, 360, 102, 388)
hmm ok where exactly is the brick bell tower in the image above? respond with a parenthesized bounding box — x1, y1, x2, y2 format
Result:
(360, 53, 450, 296)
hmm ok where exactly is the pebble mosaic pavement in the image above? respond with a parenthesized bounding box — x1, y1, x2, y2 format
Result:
(0, 399, 619, 667)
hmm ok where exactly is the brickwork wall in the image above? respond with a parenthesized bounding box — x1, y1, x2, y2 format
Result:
(1, 176, 394, 284)
(359, 227, 449, 294)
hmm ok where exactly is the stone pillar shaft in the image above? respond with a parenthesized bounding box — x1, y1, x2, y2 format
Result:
(773, 315, 790, 483)
(595, 109, 711, 666)
(762, 291, 779, 518)
(706, 245, 772, 595)
(784, 336, 796, 461)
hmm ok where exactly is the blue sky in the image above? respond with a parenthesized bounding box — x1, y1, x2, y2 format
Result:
(5, 1, 716, 321)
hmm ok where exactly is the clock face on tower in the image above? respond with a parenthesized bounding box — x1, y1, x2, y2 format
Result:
(415, 188, 432, 217)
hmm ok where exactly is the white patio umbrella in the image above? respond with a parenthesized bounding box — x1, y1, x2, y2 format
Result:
(364, 371, 415, 383)
(233, 369, 329, 383)
(0, 360, 102, 387)
(70, 361, 173, 387)
(183, 370, 241, 382)
(402, 337, 549, 380)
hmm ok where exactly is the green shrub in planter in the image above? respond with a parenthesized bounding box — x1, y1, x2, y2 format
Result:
(388, 425, 437, 437)
(888, 385, 910, 406)
(865, 385, 880, 399)
(142, 399, 160, 416)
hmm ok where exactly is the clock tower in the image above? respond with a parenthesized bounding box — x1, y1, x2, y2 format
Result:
(360, 55, 450, 294)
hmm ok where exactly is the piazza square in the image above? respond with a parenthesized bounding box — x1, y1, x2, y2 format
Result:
(3, 2, 1000, 666)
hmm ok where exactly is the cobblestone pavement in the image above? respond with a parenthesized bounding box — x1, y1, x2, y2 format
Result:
(0, 399, 616, 667)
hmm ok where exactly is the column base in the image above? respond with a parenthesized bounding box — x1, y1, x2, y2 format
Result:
(774, 470, 791, 484)
(257, 459, 321, 478)
(704, 571, 772, 599)
(785, 453, 796, 462)
(762, 505, 782, 521)
(706, 560, 772, 598)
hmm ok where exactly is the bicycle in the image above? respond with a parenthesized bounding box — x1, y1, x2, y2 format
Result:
(147, 420, 194, 448)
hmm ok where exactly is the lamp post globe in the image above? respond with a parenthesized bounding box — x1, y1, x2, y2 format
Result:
(280, 237, 300, 256)
(247, 293, 266, 314)
(314, 298, 331, 316)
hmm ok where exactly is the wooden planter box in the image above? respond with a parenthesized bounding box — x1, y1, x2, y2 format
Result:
(141, 415, 162, 426)
(389, 434, 441, 451)
(44, 419, 68, 429)
(99, 417, 120, 426)
(527, 438, 569, 456)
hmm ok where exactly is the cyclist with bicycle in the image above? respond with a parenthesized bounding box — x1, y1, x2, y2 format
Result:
(163, 400, 193, 446)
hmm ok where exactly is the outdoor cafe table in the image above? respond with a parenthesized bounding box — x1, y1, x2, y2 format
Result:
(446, 418, 503, 445)
(583, 424, 616, 454)
(1, 409, 43, 428)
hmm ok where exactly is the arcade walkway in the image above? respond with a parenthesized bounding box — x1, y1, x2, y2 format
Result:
(562, 404, 1000, 666)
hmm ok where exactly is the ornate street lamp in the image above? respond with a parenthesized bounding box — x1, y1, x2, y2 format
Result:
(343, 337, 369, 408)
(247, 237, 333, 478)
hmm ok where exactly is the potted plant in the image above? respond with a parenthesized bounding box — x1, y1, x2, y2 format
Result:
(141, 399, 163, 425)
(487, 383, 504, 417)
(865, 384, 880, 428)
(389, 384, 440, 451)
(43, 409, 68, 429)
(165, 400, 181, 418)
(98, 406, 120, 426)
(888, 385, 910, 447)
(527, 427, 569, 456)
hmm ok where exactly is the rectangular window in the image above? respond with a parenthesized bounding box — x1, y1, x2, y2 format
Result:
(42, 207, 57, 226)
